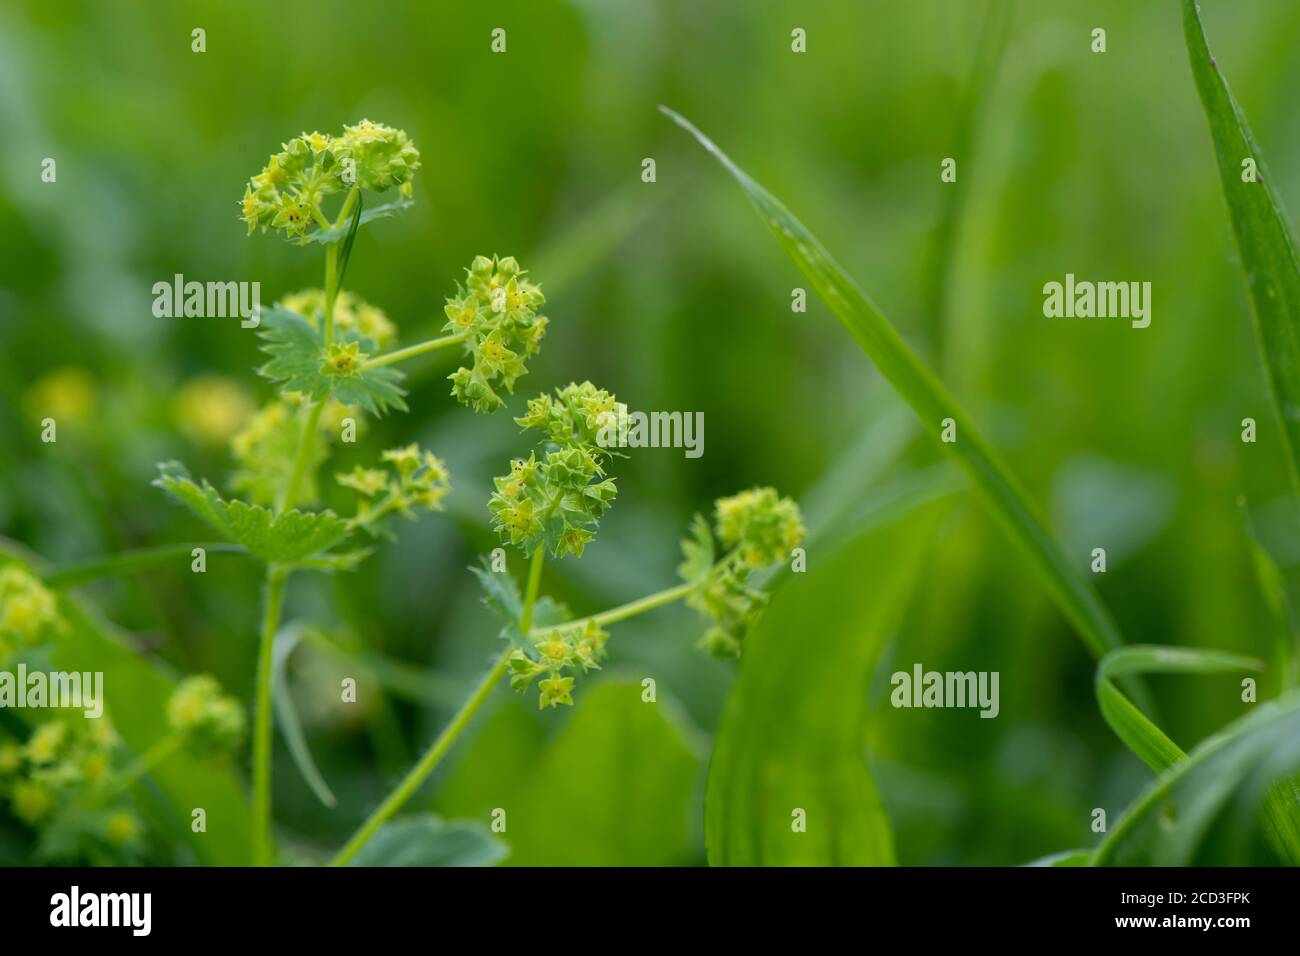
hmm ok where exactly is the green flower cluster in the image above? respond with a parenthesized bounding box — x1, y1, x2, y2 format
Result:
(0, 716, 122, 821)
(240, 120, 420, 240)
(488, 382, 620, 559)
(679, 488, 805, 658)
(167, 676, 246, 758)
(445, 255, 549, 413)
(337, 443, 452, 535)
(508, 618, 610, 709)
(0, 565, 65, 663)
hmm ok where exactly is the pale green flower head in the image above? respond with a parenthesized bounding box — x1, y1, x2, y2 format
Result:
(487, 382, 619, 559)
(168, 675, 246, 758)
(0, 565, 65, 659)
(677, 489, 805, 658)
(445, 255, 549, 413)
(240, 120, 420, 242)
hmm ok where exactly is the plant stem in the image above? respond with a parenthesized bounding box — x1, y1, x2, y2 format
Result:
(530, 580, 694, 638)
(279, 401, 325, 512)
(85, 734, 182, 808)
(359, 332, 467, 371)
(329, 647, 511, 866)
(252, 563, 289, 867)
(520, 547, 545, 633)
(323, 244, 339, 348)
(45, 543, 247, 589)
(329, 550, 545, 866)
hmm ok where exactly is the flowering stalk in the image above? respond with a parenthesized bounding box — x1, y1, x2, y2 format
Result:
(357, 332, 467, 371)
(251, 563, 288, 866)
(329, 547, 544, 867)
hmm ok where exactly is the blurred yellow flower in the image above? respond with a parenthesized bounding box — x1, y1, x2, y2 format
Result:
(174, 376, 254, 446)
(24, 367, 95, 427)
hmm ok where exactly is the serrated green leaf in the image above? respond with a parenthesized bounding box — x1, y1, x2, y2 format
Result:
(1094, 689, 1300, 866)
(706, 499, 943, 866)
(153, 463, 350, 564)
(302, 197, 415, 245)
(469, 558, 569, 652)
(257, 307, 408, 416)
(676, 514, 714, 584)
(661, 106, 1128, 678)
(345, 814, 506, 867)
(1182, 0, 1300, 493)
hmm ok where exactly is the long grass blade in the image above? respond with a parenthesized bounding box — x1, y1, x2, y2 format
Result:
(660, 105, 1125, 667)
(1182, 0, 1300, 493)
(1095, 645, 1260, 773)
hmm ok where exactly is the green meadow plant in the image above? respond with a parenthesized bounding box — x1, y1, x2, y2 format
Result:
(330, 377, 804, 864)
(154, 119, 561, 865)
(4, 117, 801, 867)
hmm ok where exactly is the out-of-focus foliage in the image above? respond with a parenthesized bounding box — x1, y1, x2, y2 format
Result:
(2, 0, 1300, 865)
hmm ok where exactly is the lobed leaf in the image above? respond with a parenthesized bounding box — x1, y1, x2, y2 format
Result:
(257, 307, 408, 416)
(153, 463, 351, 565)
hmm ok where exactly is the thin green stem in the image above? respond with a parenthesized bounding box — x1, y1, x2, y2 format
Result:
(45, 543, 247, 589)
(520, 547, 545, 634)
(329, 550, 546, 866)
(83, 734, 182, 809)
(531, 580, 695, 638)
(323, 245, 339, 348)
(253, 563, 289, 867)
(279, 402, 325, 513)
(330, 648, 512, 867)
(358, 332, 467, 371)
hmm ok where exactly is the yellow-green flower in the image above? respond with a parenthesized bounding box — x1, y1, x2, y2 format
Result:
(168, 676, 246, 758)
(537, 675, 575, 710)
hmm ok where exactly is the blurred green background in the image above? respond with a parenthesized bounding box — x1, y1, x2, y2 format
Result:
(2, 0, 1299, 865)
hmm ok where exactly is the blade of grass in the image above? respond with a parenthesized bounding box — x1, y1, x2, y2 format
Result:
(1093, 689, 1300, 866)
(272, 625, 337, 809)
(1094, 644, 1300, 865)
(660, 105, 1127, 670)
(924, 0, 1012, 360)
(1095, 645, 1261, 773)
(1182, 0, 1300, 494)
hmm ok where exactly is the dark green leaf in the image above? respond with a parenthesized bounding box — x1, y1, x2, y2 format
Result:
(346, 814, 507, 867)
(705, 499, 944, 865)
